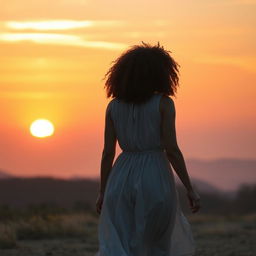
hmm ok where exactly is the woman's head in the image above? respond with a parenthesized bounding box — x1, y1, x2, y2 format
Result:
(103, 41, 180, 104)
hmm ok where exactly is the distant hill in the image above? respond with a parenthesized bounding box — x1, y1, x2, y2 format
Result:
(0, 176, 225, 208)
(1, 157, 255, 194)
(0, 177, 220, 214)
(175, 177, 221, 194)
(0, 176, 255, 214)
(0, 177, 98, 208)
(185, 158, 256, 192)
(89, 158, 256, 194)
(71, 158, 256, 192)
(0, 169, 14, 179)
(74, 175, 224, 194)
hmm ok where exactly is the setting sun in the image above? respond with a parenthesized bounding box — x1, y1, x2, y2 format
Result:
(30, 119, 55, 138)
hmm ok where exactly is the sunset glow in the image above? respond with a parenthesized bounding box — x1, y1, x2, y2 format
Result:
(0, 0, 255, 181)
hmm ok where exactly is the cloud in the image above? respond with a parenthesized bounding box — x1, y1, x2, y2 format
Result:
(4, 20, 123, 31)
(0, 19, 127, 50)
(0, 33, 127, 50)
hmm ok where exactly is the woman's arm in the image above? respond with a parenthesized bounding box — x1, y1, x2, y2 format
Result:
(160, 95, 193, 192)
(99, 102, 117, 195)
(160, 96, 201, 213)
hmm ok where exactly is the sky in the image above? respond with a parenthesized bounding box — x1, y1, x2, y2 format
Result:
(0, 0, 255, 179)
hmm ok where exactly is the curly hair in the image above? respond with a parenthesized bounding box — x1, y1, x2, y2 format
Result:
(103, 41, 180, 104)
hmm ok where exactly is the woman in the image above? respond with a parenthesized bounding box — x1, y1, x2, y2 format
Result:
(95, 42, 201, 256)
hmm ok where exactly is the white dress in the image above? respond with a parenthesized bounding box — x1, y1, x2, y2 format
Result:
(95, 93, 196, 256)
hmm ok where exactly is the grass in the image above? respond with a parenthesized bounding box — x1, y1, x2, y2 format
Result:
(0, 213, 97, 247)
(0, 212, 255, 256)
(189, 213, 256, 256)
(0, 223, 17, 249)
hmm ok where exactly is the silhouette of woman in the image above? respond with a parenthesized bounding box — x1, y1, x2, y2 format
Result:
(95, 42, 201, 256)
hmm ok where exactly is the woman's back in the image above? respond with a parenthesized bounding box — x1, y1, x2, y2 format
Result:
(110, 92, 164, 152)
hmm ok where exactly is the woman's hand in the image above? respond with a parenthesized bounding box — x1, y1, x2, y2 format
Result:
(186, 188, 201, 213)
(96, 193, 104, 215)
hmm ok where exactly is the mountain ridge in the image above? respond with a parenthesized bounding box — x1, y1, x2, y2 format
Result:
(1, 157, 255, 192)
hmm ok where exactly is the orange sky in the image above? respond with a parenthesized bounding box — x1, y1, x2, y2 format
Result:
(0, 0, 255, 178)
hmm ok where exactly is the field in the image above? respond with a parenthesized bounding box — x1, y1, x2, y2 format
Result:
(0, 212, 255, 256)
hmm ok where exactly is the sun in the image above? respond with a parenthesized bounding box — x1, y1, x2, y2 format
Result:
(30, 119, 55, 138)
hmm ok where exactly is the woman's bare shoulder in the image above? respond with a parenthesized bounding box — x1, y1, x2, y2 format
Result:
(107, 97, 117, 108)
(159, 94, 175, 114)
